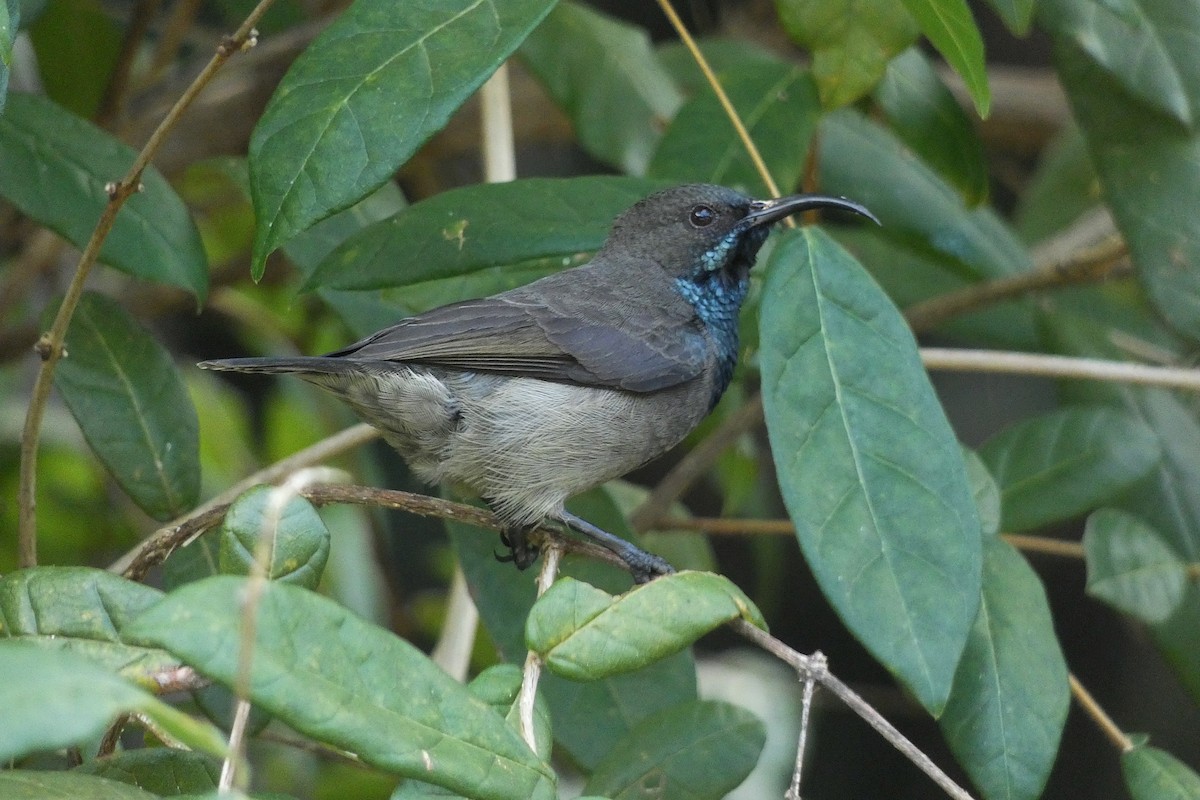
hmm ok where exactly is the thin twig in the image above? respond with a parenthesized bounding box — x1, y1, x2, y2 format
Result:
(1002, 533, 1085, 559)
(786, 651, 825, 800)
(518, 543, 561, 752)
(652, 0, 785, 207)
(730, 620, 976, 800)
(112, 423, 379, 579)
(629, 396, 764, 532)
(17, 1, 274, 568)
(1068, 672, 1133, 752)
(921, 348, 1200, 391)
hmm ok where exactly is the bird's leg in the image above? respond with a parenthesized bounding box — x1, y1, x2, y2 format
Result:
(495, 525, 540, 570)
(551, 510, 675, 584)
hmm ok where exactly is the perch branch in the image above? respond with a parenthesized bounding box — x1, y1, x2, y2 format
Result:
(920, 349, 1200, 391)
(1069, 672, 1133, 752)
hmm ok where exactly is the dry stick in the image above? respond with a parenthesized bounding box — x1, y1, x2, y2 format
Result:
(1002, 533, 1085, 559)
(786, 651, 826, 800)
(112, 422, 379, 579)
(1068, 673, 1133, 752)
(904, 234, 1130, 334)
(17, 1, 275, 568)
(920, 349, 1200, 392)
(518, 543, 562, 752)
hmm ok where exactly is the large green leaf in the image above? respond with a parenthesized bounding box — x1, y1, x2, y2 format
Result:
(978, 406, 1162, 532)
(1050, 37, 1200, 339)
(306, 176, 668, 292)
(126, 577, 555, 800)
(896, 0, 990, 116)
(874, 47, 988, 205)
(940, 538, 1068, 800)
(0, 567, 176, 681)
(648, 61, 820, 197)
(51, 292, 200, 521)
(519, 2, 681, 175)
(0, 644, 227, 763)
(774, 0, 918, 108)
(583, 700, 765, 800)
(0, 772, 161, 800)
(218, 485, 331, 589)
(1040, 0, 1197, 126)
(0, 94, 208, 297)
(1083, 508, 1188, 624)
(760, 227, 982, 714)
(449, 488, 699, 770)
(526, 573, 764, 682)
(1122, 744, 1200, 800)
(76, 750, 222, 796)
(248, 0, 557, 277)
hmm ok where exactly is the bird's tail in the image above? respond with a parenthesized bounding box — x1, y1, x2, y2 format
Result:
(198, 356, 355, 375)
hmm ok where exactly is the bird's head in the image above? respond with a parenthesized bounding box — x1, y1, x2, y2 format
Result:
(600, 183, 877, 285)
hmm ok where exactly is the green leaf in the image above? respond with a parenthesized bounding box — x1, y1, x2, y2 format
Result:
(983, 0, 1035, 35)
(1083, 508, 1188, 624)
(51, 292, 200, 521)
(283, 179, 407, 282)
(774, 0, 918, 108)
(219, 485, 331, 589)
(896, 0, 990, 117)
(127, 577, 555, 800)
(820, 109, 1034, 284)
(0, 771, 161, 800)
(1040, 0, 1195, 125)
(940, 538, 1068, 800)
(0, 0, 15, 113)
(648, 61, 820, 197)
(249, 0, 557, 277)
(760, 227, 982, 714)
(527, 573, 764, 682)
(449, 488, 699, 770)
(655, 38, 784, 95)
(583, 700, 766, 800)
(0, 567, 177, 681)
(1050, 38, 1200, 340)
(1013, 124, 1100, 245)
(520, 2, 682, 175)
(0, 644, 227, 762)
(76, 749, 222, 795)
(1122, 744, 1200, 800)
(0, 94, 209, 297)
(27, 0, 121, 118)
(978, 406, 1162, 532)
(874, 47, 988, 205)
(306, 176, 667, 291)
(964, 448, 1001, 538)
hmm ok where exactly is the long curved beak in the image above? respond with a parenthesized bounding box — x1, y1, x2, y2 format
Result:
(744, 194, 880, 228)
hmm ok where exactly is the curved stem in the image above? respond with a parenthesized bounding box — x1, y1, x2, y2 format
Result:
(17, 1, 276, 568)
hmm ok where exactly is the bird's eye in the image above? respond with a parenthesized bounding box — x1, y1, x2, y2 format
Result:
(689, 204, 716, 227)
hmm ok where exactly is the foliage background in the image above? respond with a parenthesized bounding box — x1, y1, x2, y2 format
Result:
(1, 0, 1200, 799)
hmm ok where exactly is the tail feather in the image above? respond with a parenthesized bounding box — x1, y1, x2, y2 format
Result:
(198, 356, 355, 375)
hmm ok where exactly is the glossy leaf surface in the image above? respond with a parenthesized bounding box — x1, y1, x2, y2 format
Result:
(979, 406, 1161, 532)
(1083, 508, 1187, 624)
(307, 177, 667, 291)
(520, 2, 681, 175)
(127, 577, 555, 800)
(648, 61, 820, 197)
(940, 538, 1068, 800)
(249, 0, 557, 276)
(0, 94, 208, 297)
(896, 0, 990, 116)
(52, 292, 200, 521)
(760, 227, 982, 714)
(526, 572, 764, 682)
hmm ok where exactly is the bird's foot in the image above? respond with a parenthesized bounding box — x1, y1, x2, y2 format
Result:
(553, 510, 675, 584)
(495, 527, 539, 570)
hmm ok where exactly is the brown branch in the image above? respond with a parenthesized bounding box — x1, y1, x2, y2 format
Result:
(904, 234, 1129, 334)
(1069, 672, 1133, 752)
(17, 2, 275, 568)
(1001, 533, 1085, 559)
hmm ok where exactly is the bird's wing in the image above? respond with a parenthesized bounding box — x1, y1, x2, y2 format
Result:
(326, 296, 708, 393)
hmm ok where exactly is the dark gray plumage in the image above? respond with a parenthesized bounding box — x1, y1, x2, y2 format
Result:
(201, 183, 875, 580)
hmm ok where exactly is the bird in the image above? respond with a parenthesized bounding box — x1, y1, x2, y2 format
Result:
(201, 183, 876, 581)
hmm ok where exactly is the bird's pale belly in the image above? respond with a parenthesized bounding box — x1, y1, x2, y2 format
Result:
(315, 366, 710, 527)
